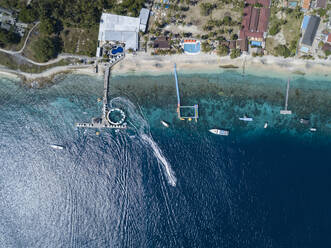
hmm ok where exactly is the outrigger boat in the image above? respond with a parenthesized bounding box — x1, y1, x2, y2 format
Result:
(161, 120, 170, 128)
(209, 129, 229, 136)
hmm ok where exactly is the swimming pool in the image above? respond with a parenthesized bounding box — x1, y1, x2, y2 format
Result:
(301, 15, 310, 30)
(288, 1, 298, 7)
(111, 46, 124, 55)
(251, 41, 262, 47)
(183, 42, 201, 54)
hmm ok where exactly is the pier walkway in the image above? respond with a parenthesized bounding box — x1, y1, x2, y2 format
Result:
(75, 55, 127, 129)
(280, 78, 292, 115)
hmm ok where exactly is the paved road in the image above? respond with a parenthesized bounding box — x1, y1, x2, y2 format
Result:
(0, 22, 96, 66)
(0, 22, 40, 55)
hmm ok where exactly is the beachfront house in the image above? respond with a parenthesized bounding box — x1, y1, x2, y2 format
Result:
(300, 15, 320, 53)
(96, 8, 150, 57)
(153, 37, 170, 49)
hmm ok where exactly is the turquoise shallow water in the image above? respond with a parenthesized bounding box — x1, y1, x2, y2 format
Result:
(0, 71, 330, 247)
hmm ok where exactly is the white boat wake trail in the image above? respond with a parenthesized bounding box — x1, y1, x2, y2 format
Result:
(109, 96, 177, 187)
(141, 134, 177, 187)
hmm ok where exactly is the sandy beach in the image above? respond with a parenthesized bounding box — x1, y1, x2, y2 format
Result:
(0, 53, 331, 83)
(112, 53, 331, 78)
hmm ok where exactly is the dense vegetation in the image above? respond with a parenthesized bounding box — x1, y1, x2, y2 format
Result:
(217, 44, 229, 56)
(0, 28, 21, 48)
(32, 36, 62, 62)
(230, 49, 241, 59)
(0, 0, 147, 60)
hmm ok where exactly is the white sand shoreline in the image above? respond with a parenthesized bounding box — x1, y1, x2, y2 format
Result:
(111, 53, 331, 79)
(0, 53, 330, 83)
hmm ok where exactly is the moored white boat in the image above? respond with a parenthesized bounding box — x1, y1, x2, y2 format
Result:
(161, 120, 170, 128)
(264, 122, 268, 128)
(300, 118, 309, 124)
(239, 115, 253, 122)
(50, 144, 64, 150)
(209, 129, 229, 136)
(309, 128, 317, 132)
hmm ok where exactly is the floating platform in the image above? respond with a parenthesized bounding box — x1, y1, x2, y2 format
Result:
(174, 64, 199, 122)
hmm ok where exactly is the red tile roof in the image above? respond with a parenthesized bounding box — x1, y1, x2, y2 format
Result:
(328, 34, 331, 43)
(258, 8, 270, 32)
(302, 0, 311, 9)
(239, 1, 271, 41)
(249, 8, 260, 31)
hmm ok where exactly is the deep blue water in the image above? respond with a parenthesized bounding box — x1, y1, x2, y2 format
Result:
(0, 71, 330, 247)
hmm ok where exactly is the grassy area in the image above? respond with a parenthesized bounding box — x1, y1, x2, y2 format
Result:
(265, 37, 279, 55)
(151, 0, 243, 40)
(0, 51, 74, 73)
(282, 13, 303, 47)
(60, 26, 98, 57)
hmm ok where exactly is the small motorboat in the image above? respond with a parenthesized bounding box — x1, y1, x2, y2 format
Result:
(310, 128, 317, 132)
(264, 122, 268, 128)
(50, 144, 64, 150)
(209, 129, 229, 136)
(239, 115, 253, 122)
(161, 120, 170, 128)
(300, 118, 310, 125)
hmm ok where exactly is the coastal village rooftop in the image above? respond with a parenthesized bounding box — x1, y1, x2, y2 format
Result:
(239, 0, 271, 51)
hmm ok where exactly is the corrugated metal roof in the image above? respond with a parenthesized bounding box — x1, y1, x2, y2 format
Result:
(103, 31, 138, 50)
(139, 8, 150, 25)
(316, 0, 327, 8)
(302, 16, 320, 46)
(98, 12, 142, 50)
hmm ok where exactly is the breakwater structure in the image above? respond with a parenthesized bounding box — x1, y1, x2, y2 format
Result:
(174, 63, 199, 122)
(75, 56, 127, 130)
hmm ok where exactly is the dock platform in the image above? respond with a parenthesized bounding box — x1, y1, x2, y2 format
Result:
(75, 55, 127, 130)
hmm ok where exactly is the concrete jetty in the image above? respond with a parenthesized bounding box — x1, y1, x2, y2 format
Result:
(280, 78, 292, 115)
(75, 55, 127, 129)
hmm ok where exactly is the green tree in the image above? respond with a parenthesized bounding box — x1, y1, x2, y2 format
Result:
(269, 24, 280, 35)
(200, 3, 215, 16)
(40, 17, 57, 35)
(0, 28, 21, 47)
(32, 36, 62, 62)
(274, 44, 291, 58)
(19, 6, 39, 23)
(217, 44, 229, 56)
(231, 34, 238, 40)
(230, 49, 241, 59)
(201, 41, 213, 52)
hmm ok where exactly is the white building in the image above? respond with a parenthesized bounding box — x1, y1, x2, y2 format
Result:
(96, 8, 150, 56)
